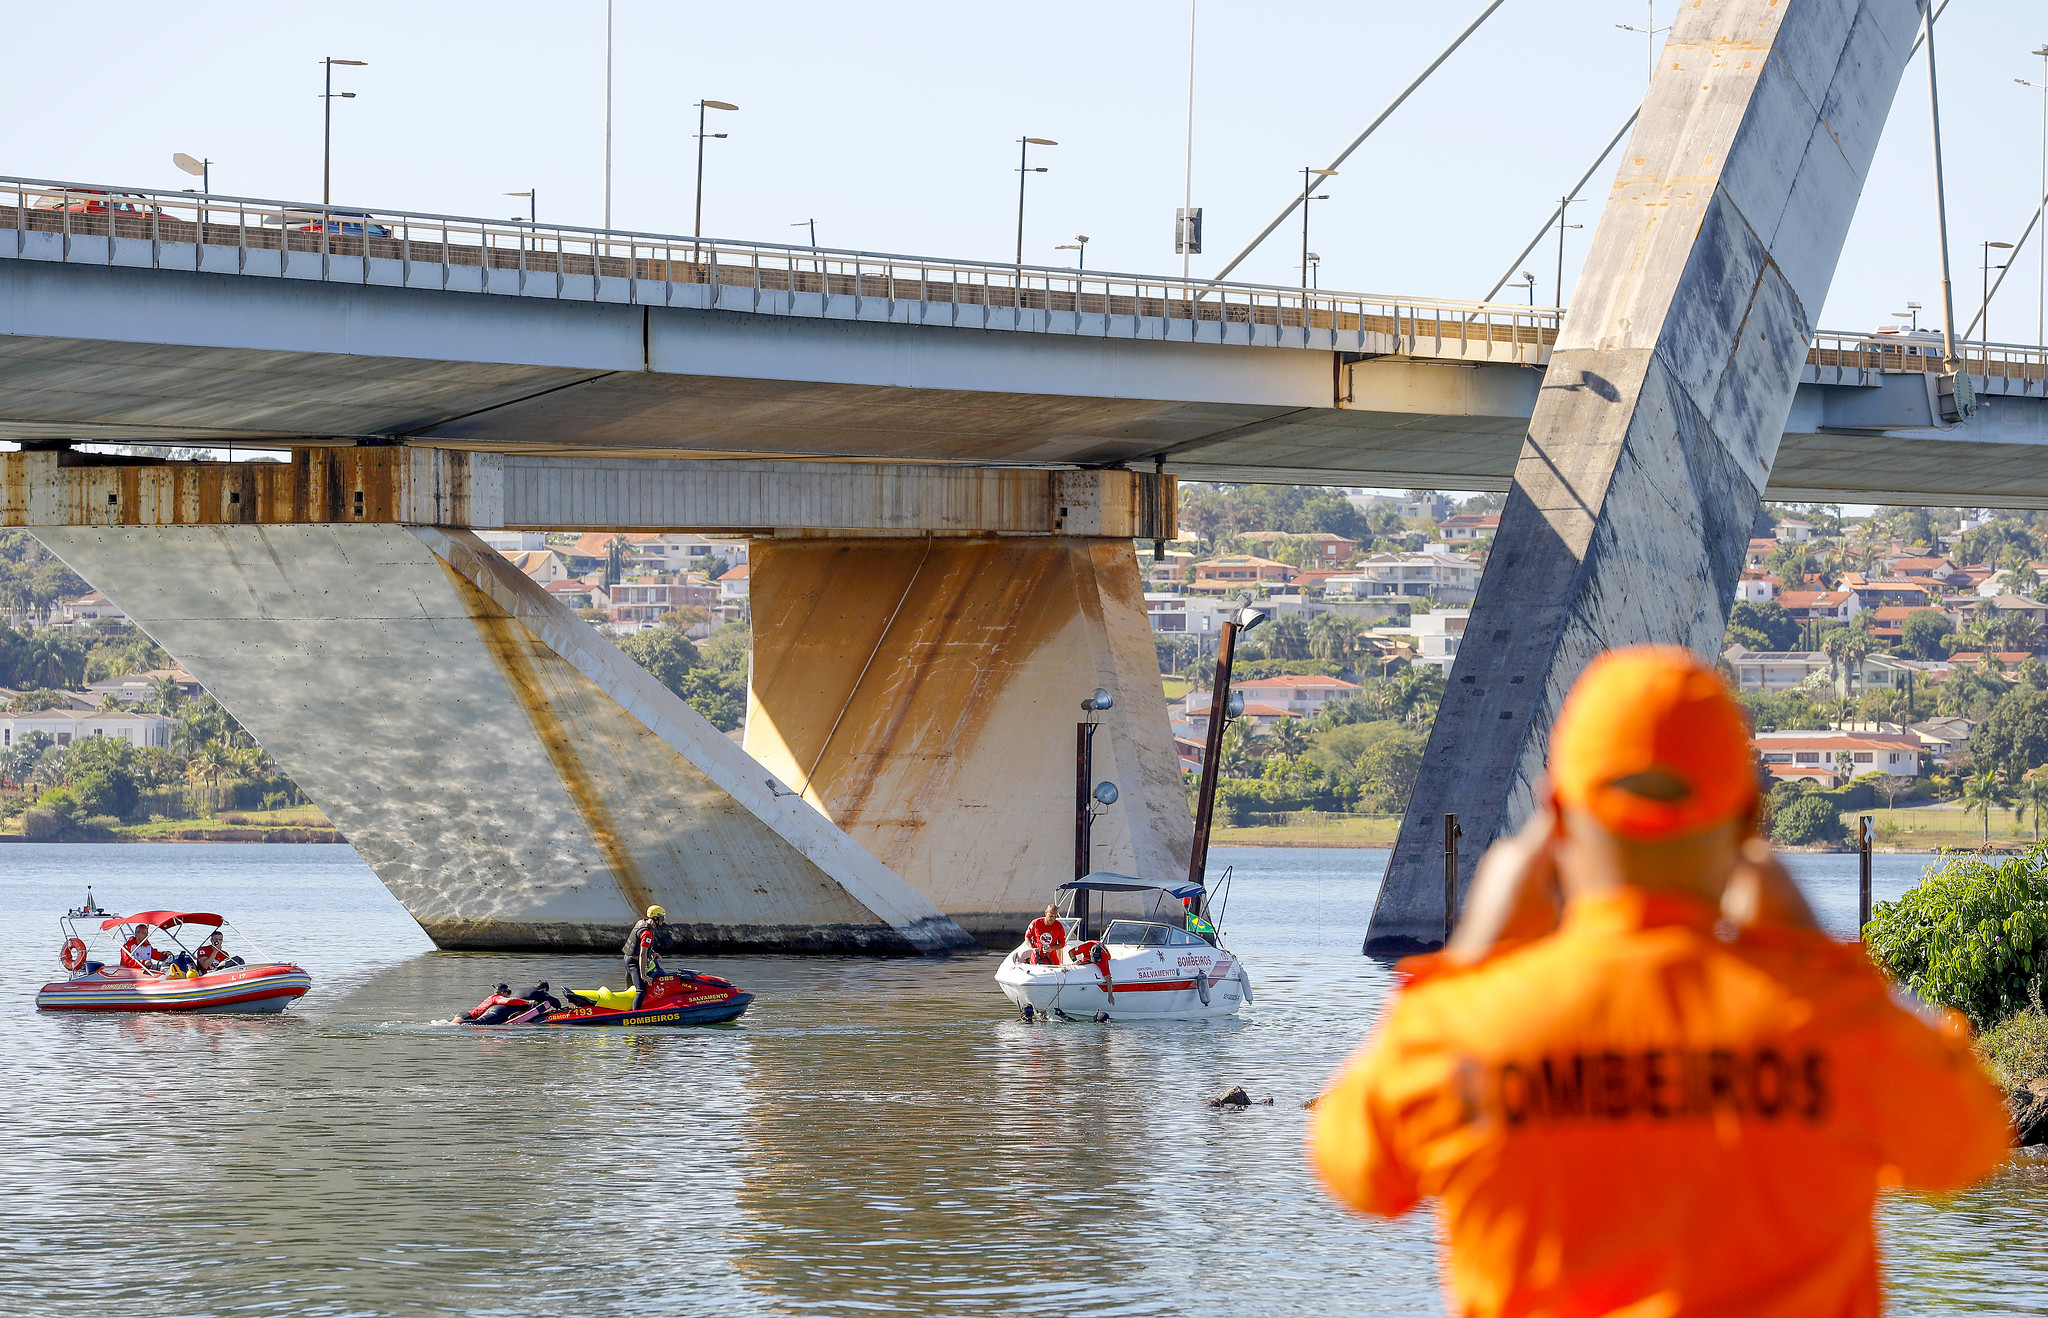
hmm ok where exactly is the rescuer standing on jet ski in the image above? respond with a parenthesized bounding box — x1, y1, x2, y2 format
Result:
(623, 905, 668, 1009)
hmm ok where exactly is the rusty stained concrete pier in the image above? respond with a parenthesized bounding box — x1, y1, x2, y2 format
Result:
(745, 537, 1191, 941)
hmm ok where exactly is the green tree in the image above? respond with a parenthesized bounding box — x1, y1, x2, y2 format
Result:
(1865, 844, 2048, 1027)
(1269, 717, 1308, 758)
(1728, 600, 1800, 651)
(1355, 728, 1427, 812)
(617, 629, 703, 696)
(1972, 688, 2048, 780)
(1962, 767, 2016, 847)
(676, 669, 744, 731)
(1770, 793, 1848, 846)
(1898, 609, 1953, 660)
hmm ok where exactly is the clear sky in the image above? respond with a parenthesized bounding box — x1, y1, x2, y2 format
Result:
(5, 2, 2046, 397)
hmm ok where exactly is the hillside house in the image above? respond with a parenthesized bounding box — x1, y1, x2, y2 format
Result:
(1192, 555, 1296, 590)
(1438, 513, 1501, 542)
(1776, 590, 1860, 622)
(1754, 730, 1921, 786)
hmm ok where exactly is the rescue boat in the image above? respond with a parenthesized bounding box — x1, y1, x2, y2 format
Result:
(995, 875, 1251, 1021)
(35, 892, 311, 1014)
(461, 971, 752, 1028)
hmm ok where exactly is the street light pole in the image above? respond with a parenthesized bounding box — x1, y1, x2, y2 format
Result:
(1300, 167, 1335, 290)
(320, 58, 366, 206)
(1555, 195, 1585, 307)
(693, 100, 738, 240)
(1984, 240, 2015, 349)
(1015, 137, 1057, 267)
(507, 190, 535, 223)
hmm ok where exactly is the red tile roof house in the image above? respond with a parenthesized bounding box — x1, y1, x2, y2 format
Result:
(1438, 513, 1501, 541)
(1775, 590, 1859, 622)
(1744, 538, 1779, 569)
(1754, 731, 1922, 787)
(1948, 652, 2035, 671)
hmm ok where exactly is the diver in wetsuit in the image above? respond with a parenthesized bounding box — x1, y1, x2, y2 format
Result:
(622, 905, 668, 1009)
(520, 982, 562, 1013)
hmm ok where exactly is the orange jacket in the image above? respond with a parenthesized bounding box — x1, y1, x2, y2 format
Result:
(1310, 887, 2011, 1318)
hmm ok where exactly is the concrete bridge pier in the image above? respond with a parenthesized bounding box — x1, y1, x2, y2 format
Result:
(37, 522, 977, 954)
(1366, 0, 1924, 955)
(744, 535, 1193, 943)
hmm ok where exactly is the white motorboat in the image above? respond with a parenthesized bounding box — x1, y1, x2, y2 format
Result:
(995, 875, 1250, 1021)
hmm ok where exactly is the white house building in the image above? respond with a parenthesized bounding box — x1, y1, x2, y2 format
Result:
(1753, 730, 1921, 786)
(0, 708, 173, 750)
(1371, 610, 1470, 673)
(1324, 550, 1482, 606)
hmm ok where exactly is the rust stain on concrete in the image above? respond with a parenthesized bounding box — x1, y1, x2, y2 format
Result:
(437, 556, 655, 917)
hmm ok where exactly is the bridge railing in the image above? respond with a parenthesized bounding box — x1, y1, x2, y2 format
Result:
(0, 176, 1561, 359)
(1808, 330, 2048, 383)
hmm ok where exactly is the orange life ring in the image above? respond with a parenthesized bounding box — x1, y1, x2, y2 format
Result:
(60, 937, 87, 971)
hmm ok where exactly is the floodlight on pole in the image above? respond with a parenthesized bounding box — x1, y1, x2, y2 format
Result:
(506, 191, 535, 223)
(1300, 167, 1336, 290)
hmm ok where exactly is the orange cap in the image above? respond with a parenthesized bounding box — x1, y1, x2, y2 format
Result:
(1548, 645, 1756, 842)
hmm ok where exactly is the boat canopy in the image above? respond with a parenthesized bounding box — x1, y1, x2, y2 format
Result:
(100, 911, 225, 932)
(1058, 873, 1205, 902)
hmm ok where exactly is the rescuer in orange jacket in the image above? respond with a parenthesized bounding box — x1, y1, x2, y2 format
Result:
(1309, 645, 2011, 1318)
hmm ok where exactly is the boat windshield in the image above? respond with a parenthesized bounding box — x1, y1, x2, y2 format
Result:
(1099, 921, 1197, 947)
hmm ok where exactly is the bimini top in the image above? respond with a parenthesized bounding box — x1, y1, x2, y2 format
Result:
(100, 911, 225, 932)
(1058, 873, 1205, 902)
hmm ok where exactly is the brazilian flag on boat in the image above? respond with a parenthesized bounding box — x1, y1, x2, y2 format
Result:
(1187, 910, 1217, 939)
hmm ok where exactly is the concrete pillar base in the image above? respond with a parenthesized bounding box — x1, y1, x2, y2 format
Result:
(744, 536, 1192, 944)
(36, 524, 975, 954)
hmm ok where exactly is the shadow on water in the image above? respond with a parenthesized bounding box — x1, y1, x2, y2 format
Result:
(2, 844, 2046, 1314)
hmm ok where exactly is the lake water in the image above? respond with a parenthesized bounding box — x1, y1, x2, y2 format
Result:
(3, 843, 2045, 1316)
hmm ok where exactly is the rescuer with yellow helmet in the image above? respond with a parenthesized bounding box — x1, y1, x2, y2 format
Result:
(1308, 645, 2011, 1317)
(622, 904, 669, 1009)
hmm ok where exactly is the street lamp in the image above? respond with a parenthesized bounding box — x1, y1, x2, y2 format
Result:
(2021, 46, 2048, 345)
(1555, 194, 1585, 307)
(1015, 137, 1058, 266)
(320, 58, 367, 206)
(1300, 167, 1336, 290)
(1520, 269, 1537, 306)
(506, 190, 535, 223)
(173, 153, 211, 227)
(1298, 251, 1321, 289)
(1983, 240, 2016, 350)
(1892, 300, 1923, 332)
(1055, 233, 1090, 269)
(693, 99, 738, 240)
(1615, 1, 1671, 84)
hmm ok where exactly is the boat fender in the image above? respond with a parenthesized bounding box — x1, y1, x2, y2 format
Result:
(59, 938, 87, 972)
(1195, 970, 1210, 1007)
(1237, 966, 1253, 1005)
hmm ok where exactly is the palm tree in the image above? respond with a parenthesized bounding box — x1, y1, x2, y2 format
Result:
(185, 740, 232, 813)
(1960, 767, 2014, 848)
(150, 673, 185, 716)
(2018, 768, 2048, 843)
(1270, 717, 1308, 758)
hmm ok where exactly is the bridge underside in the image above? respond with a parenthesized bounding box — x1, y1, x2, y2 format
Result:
(3, 258, 2045, 505)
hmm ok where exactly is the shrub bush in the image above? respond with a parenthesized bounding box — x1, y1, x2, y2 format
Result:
(1770, 794, 1848, 846)
(20, 806, 66, 840)
(1978, 1007, 2048, 1088)
(1865, 844, 2048, 1028)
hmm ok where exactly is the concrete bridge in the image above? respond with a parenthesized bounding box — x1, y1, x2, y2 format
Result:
(0, 0, 2027, 954)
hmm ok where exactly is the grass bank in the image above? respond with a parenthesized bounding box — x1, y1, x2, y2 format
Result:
(1211, 814, 1400, 848)
(0, 804, 343, 843)
(1847, 805, 2043, 854)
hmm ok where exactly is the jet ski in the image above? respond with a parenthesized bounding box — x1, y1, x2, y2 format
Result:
(459, 969, 751, 1028)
